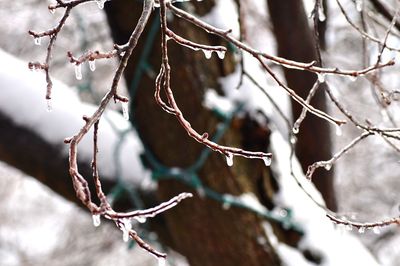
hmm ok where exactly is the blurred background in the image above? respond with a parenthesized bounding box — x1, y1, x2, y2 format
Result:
(0, 0, 400, 265)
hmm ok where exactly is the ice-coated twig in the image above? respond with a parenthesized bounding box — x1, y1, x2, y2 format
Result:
(157, 0, 272, 163)
(326, 214, 400, 230)
(306, 132, 372, 181)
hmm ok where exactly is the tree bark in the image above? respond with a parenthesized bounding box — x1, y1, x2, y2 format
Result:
(104, 1, 296, 265)
(267, 0, 337, 211)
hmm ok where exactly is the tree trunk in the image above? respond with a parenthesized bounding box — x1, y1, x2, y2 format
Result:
(266, 0, 337, 211)
(104, 1, 296, 265)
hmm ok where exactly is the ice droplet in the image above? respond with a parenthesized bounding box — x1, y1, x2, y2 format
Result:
(121, 101, 129, 120)
(34, 37, 41, 46)
(373, 227, 381, 234)
(324, 163, 332, 171)
(317, 73, 326, 83)
(46, 99, 52, 112)
(358, 227, 365, 234)
(134, 216, 147, 223)
(158, 257, 166, 266)
(345, 224, 353, 231)
(290, 135, 297, 144)
(262, 156, 272, 167)
(121, 219, 132, 242)
(318, 4, 326, 22)
(292, 126, 299, 134)
(96, 0, 106, 9)
(222, 202, 231, 210)
(356, 0, 363, 12)
(89, 60, 96, 72)
(335, 125, 342, 136)
(216, 50, 226, 59)
(225, 153, 233, 167)
(49, 8, 55, 14)
(203, 49, 212, 59)
(92, 214, 101, 227)
(75, 64, 82, 80)
(349, 75, 357, 82)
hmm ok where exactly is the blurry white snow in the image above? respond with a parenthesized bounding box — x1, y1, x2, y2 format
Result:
(0, 49, 150, 187)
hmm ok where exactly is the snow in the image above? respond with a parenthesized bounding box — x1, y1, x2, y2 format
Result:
(269, 131, 380, 266)
(0, 49, 150, 186)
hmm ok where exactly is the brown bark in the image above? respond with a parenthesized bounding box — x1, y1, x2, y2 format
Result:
(266, 0, 337, 211)
(104, 1, 295, 265)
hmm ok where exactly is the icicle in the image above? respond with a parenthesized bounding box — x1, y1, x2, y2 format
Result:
(92, 214, 101, 227)
(121, 101, 129, 120)
(202, 49, 212, 59)
(75, 64, 82, 80)
(34, 37, 41, 46)
(225, 152, 233, 167)
(345, 224, 353, 231)
(134, 216, 147, 223)
(158, 257, 166, 266)
(318, 4, 326, 22)
(356, 0, 363, 12)
(89, 60, 96, 72)
(317, 73, 326, 83)
(121, 218, 132, 242)
(262, 156, 272, 167)
(324, 163, 332, 171)
(216, 50, 226, 60)
(46, 99, 53, 112)
(335, 125, 342, 136)
(358, 227, 365, 234)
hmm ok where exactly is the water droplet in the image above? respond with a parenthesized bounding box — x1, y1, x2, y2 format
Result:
(262, 156, 271, 167)
(225, 152, 233, 167)
(158, 257, 166, 266)
(290, 136, 297, 144)
(324, 163, 332, 171)
(203, 49, 212, 59)
(358, 227, 365, 234)
(89, 60, 96, 72)
(75, 64, 82, 80)
(92, 214, 101, 227)
(216, 50, 226, 59)
(373, 227, 381, 234)
(345, 224, 353, 231)
(335, 125, 342, 136)
(121, 101, 129, 120)
(46, 99, 52, 112)
(317, 73, 326, 83)
(134, 216, 147, 223)
(34, 37, 41, 46)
